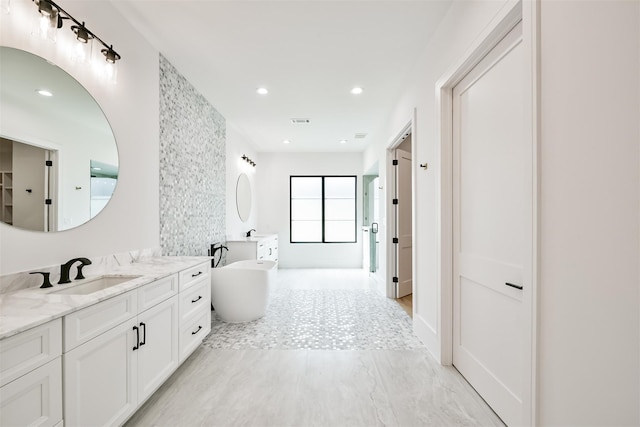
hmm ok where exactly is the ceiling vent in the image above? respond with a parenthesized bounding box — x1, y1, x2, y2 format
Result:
(354, 133, 368, 139)
(291, 118, 311, 124)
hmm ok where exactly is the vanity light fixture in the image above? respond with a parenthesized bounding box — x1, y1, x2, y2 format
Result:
(256, 87, 268, 95)
(350, 87, 363, 95)
(241, 154, 256, 167)
(31, 0, 122, 76)
(71, 21, 93, 62)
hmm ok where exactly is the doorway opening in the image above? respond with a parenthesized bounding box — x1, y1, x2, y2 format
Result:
(0, 137, 57, 231)
(363, 174, 380, 275)
(385, 121, 414, 317)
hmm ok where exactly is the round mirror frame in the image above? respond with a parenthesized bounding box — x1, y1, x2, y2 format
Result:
(236, 173, 251, 222)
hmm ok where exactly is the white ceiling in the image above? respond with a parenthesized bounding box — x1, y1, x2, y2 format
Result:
(113, 1, 452, 152)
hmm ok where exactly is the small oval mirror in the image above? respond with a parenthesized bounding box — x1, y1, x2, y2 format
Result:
(236, 173, 251, 222)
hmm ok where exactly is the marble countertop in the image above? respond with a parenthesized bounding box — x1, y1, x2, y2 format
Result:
(226, 234, 277, 242)
(0, 256, 211, 340)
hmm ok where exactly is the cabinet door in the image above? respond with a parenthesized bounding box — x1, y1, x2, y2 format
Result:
(137, 295, 179, 403)
(0, 357, 62, 427)
(64, 319, 138, 427)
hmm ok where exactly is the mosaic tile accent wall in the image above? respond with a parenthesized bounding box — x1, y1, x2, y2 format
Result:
(159, 55, 226, 256)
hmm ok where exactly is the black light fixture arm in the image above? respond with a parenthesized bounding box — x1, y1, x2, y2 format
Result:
(33, 0, 121, 62)
(241, 154, 257, 167)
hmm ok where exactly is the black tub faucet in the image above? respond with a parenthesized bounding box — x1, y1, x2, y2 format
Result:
(58, 257, 92, 284)
(246, 229, 256, 237)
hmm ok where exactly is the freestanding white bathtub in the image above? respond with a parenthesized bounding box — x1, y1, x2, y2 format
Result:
(210, 260, 277, 322)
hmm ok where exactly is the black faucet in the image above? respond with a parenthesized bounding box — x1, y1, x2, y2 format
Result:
(58, 258, 92, 284)
(246, 229, 256, 237)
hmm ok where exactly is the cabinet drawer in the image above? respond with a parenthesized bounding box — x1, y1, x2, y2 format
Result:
(0, 319, 62, 387)
(64, 290, 137, 352)
(179, 309, 210, 363)
(179, 262, 210, 291)
(0, 357, 62, 427)
(179, 278, 211, 323)
(138, 274, 178, 312)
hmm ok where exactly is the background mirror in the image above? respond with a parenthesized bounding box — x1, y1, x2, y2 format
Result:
(236, 173, 251, 222)
(0, 46, 118, 232)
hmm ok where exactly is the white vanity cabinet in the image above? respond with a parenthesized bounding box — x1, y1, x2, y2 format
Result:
(0, 319, 63, 427)
(0, 258, 211, 427)
(63, 274, 180, 427)
(178, 262, 211, 362)
(227, 234, 278, 264)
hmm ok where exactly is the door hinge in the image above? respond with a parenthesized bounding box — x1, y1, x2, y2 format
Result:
(45, 160, 53, 167)
(393, 276, 399, 283)
(393, 237, 399, 244)
(392, 198, 398, 205)
(45, 199, 52, 205)
(392, 159, 398, 166)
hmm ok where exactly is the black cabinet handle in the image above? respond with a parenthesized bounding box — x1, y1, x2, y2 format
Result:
(132, 326, 139, 351)
(191, 325, 202, 335)
(191, 271, 203, 278)
(139, 322, 146, 346)
(505, 282, 523, 290)
(191, 295, 202, 303)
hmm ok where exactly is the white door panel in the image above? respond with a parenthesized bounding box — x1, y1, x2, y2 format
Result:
(453, 21, 525, 426)
(396, 147, 412, 298)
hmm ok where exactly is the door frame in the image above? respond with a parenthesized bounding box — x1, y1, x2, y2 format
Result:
(385, 111, 416, 299)
(435, 0, 539, 425)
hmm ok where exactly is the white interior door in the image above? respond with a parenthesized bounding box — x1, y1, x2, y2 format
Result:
(12, 141, 46, 231)
(452, 22, 526, 426)
(395, 147, 412, 298)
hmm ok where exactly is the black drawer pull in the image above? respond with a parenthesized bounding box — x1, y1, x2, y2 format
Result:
(191, 325, 202, 335)
(139, 322, 146, 346)
(191, 271, 203, 278)
(132, 326, 139, 351)
(191, 295, 202, 303)
(505, 282, 523, 290)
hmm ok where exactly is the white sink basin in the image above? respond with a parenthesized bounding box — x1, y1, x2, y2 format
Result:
(49, 275, 142, 295)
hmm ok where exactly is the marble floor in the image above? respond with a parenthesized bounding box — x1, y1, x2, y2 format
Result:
(125, 269, 504, 427)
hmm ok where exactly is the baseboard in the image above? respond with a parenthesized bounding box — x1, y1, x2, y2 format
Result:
(413, 313, 443, 364)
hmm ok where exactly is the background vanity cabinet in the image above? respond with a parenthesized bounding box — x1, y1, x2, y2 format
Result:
(63, 274, 180, 427)
(0, 319, 63, 427)
(178, 262, 211, 362)
(227, 235, 278, 264)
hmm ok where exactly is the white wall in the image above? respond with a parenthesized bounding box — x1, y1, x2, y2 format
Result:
(0, 0, 160, 274)
(257, 152, 362, 268)
(538, 1, 639, 424)
(364, 0, 640, 424)
(363, 0, 510, 358)
(226, 124, 258, 238)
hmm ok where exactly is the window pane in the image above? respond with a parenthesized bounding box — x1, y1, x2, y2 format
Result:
(325, 199, 355, 220)
(291, 177, 322, 199)
(292, 220, 322, 242)
(325, 177, 355, 198)
(292, 199, 322, 220)
(325, 220, 356, 242)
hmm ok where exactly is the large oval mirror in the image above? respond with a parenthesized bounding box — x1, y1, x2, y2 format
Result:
(236, 173, 251, 222)
(0, 47, 118, 232)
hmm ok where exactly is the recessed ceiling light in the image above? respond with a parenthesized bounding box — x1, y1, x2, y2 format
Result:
(350, 87, 363, 95)
(256, 87, 268, 95)
(283, 140, 291, 144)
(37, 89, 53, 97)
(340, 140, 347, 144)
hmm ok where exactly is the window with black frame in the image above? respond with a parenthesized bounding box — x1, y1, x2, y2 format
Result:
(290, 176, 357, 243)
